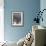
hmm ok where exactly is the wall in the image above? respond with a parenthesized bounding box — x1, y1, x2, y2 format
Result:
(40, 0, 46, 27)
(4, 0, 40, 42)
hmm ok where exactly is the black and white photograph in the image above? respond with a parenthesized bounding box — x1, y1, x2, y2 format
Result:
(12, 11, 23, 26)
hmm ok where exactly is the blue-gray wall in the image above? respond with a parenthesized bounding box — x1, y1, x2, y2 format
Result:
(40, 0, 46, 27)
(4, 0, 40, 42)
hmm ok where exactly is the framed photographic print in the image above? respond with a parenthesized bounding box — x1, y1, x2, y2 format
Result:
(12, 11, 24, 26)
